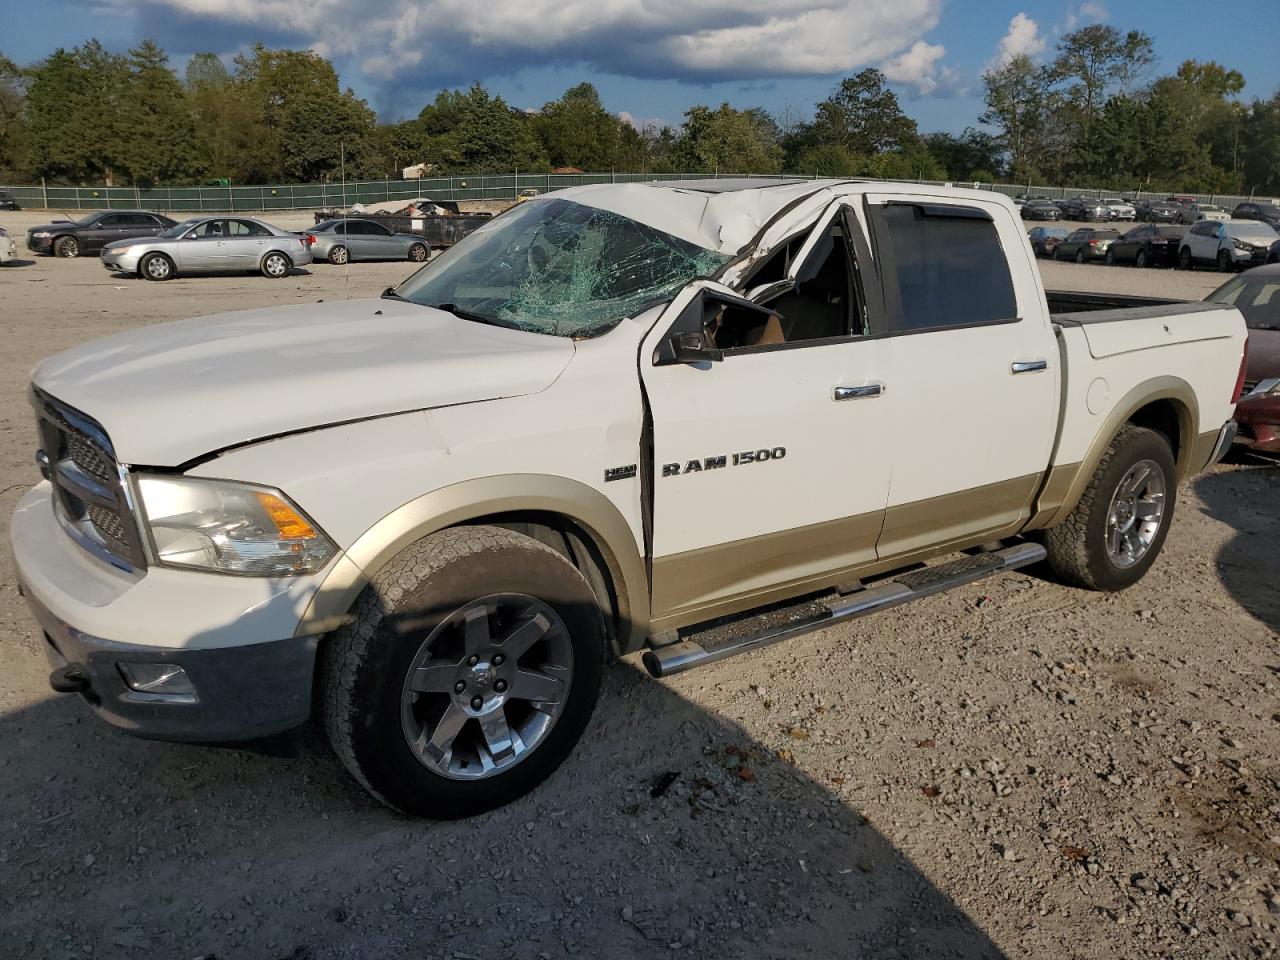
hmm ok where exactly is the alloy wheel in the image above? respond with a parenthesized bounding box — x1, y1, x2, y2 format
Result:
(400, 594, 574, 781)
(1105, 459, 1166, 569)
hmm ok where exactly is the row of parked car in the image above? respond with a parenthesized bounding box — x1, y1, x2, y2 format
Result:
(1028, 218, 1280, 271)
(1018, 194, 1280, 227)
(11, 209, 436, 279)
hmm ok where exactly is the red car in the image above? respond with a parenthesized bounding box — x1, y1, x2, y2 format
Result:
(1208, 265, 1280, 451)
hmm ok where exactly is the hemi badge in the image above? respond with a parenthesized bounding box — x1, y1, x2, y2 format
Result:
(604, 464, 638, 482)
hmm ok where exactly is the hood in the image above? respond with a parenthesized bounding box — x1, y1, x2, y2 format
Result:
(28, 220, 76, 233)
(32, 299, 575, 466)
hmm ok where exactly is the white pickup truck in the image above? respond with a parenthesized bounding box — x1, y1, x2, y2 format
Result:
(11, 179, 1248, 817)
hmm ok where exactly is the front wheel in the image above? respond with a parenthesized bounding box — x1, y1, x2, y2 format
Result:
(261, 251, 291, 278)
(1178, 248, 1192, 271)
(1217, 250, 1233, 272)
(1043, 425, 1176, 591)
(140, 252, 174, 281)
(1105, 249, 1116, 266)
(408, 242, 429, 262)
(321, 526, 605, 818)
(54, 236, 79, 258)
(1135, 249, 1149, 269)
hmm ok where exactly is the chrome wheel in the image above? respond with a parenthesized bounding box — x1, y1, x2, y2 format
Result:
(56, 237, 79, 258)
(263, 252, 289, 277)
(400, 593, 573, 781)
(408, 243, 428, 262)
(329, 245, 348, 265)
(143, 255, 171, 279)
(1105, 459, 1166, 569)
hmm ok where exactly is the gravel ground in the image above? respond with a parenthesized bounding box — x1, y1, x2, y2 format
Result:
(0, 224, 1276, 960)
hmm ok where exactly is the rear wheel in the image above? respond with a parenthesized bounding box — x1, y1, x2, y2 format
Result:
(321, 526, 605, 818)
(1217, 250, 1233, 272)
(1178, 247, 1193, 271)
(140, 252, 174, 281)
(261, 251, 291, 278)
(328, 245, 349, 265)
(408, 242, 429, 262)
(1044, 425, 1176, 592)
(1075, 250, 1087, 264)
(54, 236, 78, 258)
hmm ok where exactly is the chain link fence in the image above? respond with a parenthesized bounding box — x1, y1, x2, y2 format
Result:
(0, 172, 1269, 213)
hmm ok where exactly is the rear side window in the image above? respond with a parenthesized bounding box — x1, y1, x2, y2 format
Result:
(876, 204, 1017, 333)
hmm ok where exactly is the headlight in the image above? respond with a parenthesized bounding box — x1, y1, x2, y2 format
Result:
(134, 475, 336, 576)
(32, 230, 51, 238)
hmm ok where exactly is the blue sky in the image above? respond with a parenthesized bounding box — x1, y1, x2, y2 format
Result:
(5, 0, 1278, 135)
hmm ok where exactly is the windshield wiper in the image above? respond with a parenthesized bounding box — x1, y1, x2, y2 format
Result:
(429, 302, 522, 330)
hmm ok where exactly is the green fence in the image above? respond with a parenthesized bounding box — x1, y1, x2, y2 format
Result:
(0, 172, 1266, 213)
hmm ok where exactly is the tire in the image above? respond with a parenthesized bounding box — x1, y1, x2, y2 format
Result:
(1044, 425, 1177, 592)
(1217, 250, 1233, 272)
(408, 242, 429, 262)
(1105, 249, 1116, 266)
(1178, 247, 1192, 271)
(1135, 249, 1149, 269)
(321, 525, 606, 818)
(1052, 247, 1062, 261)
(140, 252, 174, 281)
(54, 236, 79, 258)
(328, 245, 349, 265)
(1075, 250, 1086, 264)
(261, 251, 291, 278)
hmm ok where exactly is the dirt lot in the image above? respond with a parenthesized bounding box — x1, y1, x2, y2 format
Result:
(0, 220, 1277, 960)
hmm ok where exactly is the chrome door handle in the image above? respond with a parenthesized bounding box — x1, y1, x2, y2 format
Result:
(833, 383, 884, 401)
(1010, 360, 1048, 375)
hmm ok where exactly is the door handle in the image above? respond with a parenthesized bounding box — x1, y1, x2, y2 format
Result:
(1010, 360, 1048, 375)
(833, 383, 884, 401)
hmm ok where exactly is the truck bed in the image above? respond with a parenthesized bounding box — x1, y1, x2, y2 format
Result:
(1047, 290, 1225, 328)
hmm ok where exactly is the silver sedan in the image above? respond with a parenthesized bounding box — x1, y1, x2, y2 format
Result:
(307, 218, 431, 265)
(100, 216, 313, 281)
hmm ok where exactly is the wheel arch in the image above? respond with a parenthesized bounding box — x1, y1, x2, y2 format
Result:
(296, 474, 651, 656)
(1038, 377, 1199, 530)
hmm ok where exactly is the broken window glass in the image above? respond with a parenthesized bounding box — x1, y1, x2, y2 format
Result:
(396, 198, 731, 337)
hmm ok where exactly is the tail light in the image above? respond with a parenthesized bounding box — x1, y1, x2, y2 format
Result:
(1088, 240, 1098, 246)
(1231, 339, 1250, 404)
(303, 234, 316, 247)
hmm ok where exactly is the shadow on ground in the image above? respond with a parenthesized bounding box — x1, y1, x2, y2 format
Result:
(1194, 453, 1280, 633)
(0, 660, 1005, 960)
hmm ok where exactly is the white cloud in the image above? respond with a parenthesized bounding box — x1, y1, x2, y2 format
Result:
(122, 0, 946, 86)
(992, 12, 1045, 68)
(618, 111, 666, 133)
(879, 40, 954, 97)
(1064, 1, 1108, 31)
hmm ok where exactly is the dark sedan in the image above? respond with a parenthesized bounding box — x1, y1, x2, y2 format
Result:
(1233, 201, 1280, 229)
(0, 190, 19, 211)
(1053, 228, 1121, 262)
(1104, 224, 1185, 268)
(1020, 199, 1061, 221)
(1062, 197, 1112, 221)
(26, 210, 176, 258)
(1138, 201, 1182, 223)
(1027, 226, 1069, 258)
(1207, 265, 1280, 452)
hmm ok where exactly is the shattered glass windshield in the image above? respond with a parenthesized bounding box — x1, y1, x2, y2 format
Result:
(395, 197, 731, 337)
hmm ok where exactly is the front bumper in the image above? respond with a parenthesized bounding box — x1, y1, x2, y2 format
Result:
(26, 234, 53, 254)
(1236, 396, 1280, 452)
(100, 248, 144, 273)
(11, 483, 326, 742)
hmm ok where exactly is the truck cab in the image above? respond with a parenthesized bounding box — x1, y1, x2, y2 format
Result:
(11, 179, 1247, 818)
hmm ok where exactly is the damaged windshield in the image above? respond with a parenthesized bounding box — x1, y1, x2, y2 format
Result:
(395, 197, 731, 337)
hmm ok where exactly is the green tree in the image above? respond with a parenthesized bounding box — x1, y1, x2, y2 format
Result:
(185, 52, 259, 181)
(1241, 94, 1280, 196)
(26, 41, 128, 183)
(922, 129, 1006, 181)
(535, 83, 624, 170)
(981, 55, 1056, 182)
(117, 40, 201, 185)
(674, 103, 782, 173)
(418, 84, 546, 173)
(808, 69, 917, 154)
(1050, 24, 1154, 141)
(0, 52, 28, 178)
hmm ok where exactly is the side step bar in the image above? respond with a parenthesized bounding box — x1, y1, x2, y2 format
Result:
(642, 541, 1046, 678)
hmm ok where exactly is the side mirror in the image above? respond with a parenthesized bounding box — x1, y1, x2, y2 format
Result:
(670, 331, 723, 364)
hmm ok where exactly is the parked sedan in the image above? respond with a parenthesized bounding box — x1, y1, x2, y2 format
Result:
(27, 210, 176, 257)
(306, 217, 431, 265)
(1232, 201, 1280, 229)
(1101, 197, 1136, 220)
(1027, 226, 1069, 257)
(1020, 199, 1061, 221)
(0, 190, 19, 211)
(1179, 219, 1278, 271)
(100, 216, 312, 280)
(1177, 202, 1229, 224)
(1206, 265, 1280, 452)
(0, 226, 16, 264)
(1062, 197, 1112, 221)
(1053, 228, 1121, 262)
(1103, 224, 1185, 268)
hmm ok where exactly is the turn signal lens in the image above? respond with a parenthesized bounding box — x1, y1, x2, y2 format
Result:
(255, 491, 318, 539)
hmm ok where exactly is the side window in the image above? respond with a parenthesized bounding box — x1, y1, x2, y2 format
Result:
(366, 221, 393, 237)
(875, 203, 1018, 333)
(754, 219, 860, 343)
(191, 220, 225, 238)
(344, 221, 367, 235)
(744, 234, 807, 288)
(98, 214, 127, 227)
(228, 220, 270, 237)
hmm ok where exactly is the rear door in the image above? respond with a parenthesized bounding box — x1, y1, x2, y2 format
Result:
(1186, 221, 1218, 261)
(641, 202, 893, 624)
(862, 193, 1059, 558)
(223, 219, 270, 270)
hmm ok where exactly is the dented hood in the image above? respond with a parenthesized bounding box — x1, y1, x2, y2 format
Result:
(32, 299, 574, 466)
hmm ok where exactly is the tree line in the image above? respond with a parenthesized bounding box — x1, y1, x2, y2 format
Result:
(0, 23, 1277, 195)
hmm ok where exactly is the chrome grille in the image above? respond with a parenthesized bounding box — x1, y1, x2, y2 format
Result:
(33, 388, 147, 571)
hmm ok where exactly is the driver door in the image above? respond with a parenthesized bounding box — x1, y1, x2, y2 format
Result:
(641, 203, 892, 625)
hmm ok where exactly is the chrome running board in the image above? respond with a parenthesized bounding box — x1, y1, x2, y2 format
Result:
(642, 542, 1046, 678)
